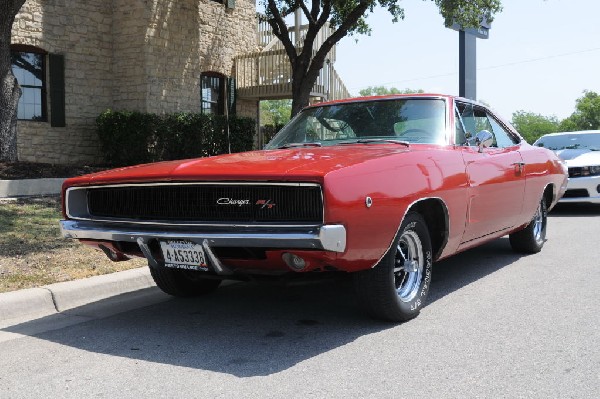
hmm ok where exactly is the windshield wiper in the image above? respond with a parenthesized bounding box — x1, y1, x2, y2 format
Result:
(277, 142, 323, 149)
(339, 139, 410, 147)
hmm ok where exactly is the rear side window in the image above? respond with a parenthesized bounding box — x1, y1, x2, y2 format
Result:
(487, 115, 519, 148)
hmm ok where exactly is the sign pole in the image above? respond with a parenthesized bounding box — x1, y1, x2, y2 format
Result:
(449, 18, 490, 101)
(459, 31, 477, 100)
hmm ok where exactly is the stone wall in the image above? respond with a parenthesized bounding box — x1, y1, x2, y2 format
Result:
(12, 0, 113, 164)
(12, 0, 258, 164)
(112, 0, 149, 112)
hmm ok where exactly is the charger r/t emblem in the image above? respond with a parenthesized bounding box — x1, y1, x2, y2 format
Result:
(256, 199, 276, 209)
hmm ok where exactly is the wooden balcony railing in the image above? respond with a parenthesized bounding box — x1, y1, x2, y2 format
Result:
(235, 16, 350, 101)
(235, 49, 350, 100)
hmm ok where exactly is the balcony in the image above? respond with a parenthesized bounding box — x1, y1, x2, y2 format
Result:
(235, 18, 350, 101)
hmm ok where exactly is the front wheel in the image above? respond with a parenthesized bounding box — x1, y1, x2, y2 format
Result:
(509, 198, 547, 254)
(149, 266, 221, 297)
(353, 212, 433, 322)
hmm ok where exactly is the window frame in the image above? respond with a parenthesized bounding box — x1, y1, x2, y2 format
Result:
(10, 44, 48, 122)
(201, 72, 226, 116)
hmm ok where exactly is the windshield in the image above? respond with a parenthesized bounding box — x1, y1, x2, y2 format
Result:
(534, 133, 600, 151)
(265, 98, 447, 149)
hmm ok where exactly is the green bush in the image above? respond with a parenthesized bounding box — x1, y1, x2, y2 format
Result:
(96, 110, 256, 166)
(261, 124, 285, 145)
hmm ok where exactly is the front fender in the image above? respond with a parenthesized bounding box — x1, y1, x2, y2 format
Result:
(322, 148, 467, 272)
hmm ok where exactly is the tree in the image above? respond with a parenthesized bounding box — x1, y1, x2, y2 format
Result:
(559, 90, 600, 132)
(358, 86, 424, 96)
(0, 0, 26, 161)
(261, 0, 502, 117)
(511, 110, 560, 144)
(260, 99, 292, 126)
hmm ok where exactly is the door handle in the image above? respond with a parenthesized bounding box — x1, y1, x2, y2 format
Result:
(512, 162, 525, 173)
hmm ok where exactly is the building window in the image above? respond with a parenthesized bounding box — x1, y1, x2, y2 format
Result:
(209, 0, 235, 8)
(201, 73, 225, 115)
(11, 46, 47, 121)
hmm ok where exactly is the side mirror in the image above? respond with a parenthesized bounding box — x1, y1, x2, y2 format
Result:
(475, 130, 493, 152)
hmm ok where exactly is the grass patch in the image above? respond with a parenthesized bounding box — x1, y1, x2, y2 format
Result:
(0, 197, 145, 293)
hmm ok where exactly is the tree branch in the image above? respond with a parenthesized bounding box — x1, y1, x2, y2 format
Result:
(310, 0, 320, 22)
(309, 0, 371, 75)
(298, 0, 315, 25)
(297, 0, 331, 69)
(266, 0, 298, 63)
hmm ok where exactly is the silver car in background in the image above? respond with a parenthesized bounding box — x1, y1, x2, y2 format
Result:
(534, 130, 600, 204)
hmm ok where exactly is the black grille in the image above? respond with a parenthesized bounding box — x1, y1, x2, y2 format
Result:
(87, 184, 323, 224)
(569, 167, 584, 178)
(562, 189, 589, 198)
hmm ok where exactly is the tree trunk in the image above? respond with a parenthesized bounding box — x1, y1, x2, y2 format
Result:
(290, 65, 312, 117)
(0, 0, 26, 162)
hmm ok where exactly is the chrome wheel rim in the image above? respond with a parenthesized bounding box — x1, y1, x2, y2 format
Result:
(532, 202, 545, 243)
(394, 230, 424, 302)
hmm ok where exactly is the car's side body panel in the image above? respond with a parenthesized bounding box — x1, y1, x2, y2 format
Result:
(321, 146, 469, 271)
(459, 145, 525, 244)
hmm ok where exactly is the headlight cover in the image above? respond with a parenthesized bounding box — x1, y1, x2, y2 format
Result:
(590, 165, 600, 175)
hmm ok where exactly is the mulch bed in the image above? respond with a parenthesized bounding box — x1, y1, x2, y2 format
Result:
(0, 161, 109, 180)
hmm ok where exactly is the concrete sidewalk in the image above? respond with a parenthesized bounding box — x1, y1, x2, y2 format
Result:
(0, 267, 155, 326)
(0, 178, 65, 198)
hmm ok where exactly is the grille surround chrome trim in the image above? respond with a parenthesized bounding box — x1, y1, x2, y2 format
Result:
(65, 181, 324, 227)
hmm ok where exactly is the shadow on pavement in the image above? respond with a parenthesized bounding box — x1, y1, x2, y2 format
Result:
(3, 238, 524, 377)
(549, 203, 600, 217)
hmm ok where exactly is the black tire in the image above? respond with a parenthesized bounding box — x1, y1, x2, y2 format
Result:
(149, 266, 221, 297)
(509, 198, 547, 254)
(353, 212, 433, 322)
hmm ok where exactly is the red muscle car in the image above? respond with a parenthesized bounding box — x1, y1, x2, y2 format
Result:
(60, 94, 568, 321)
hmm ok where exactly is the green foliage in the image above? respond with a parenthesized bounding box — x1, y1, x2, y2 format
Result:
(96, 110, 160, 166)
(96, 110, 256, 167)
(328, 0, 405, 36)
(358, 86, 424, 96)
(559, 90, 600, 131)
(262, 0, 501, 37)
(511, 111, 560, 144)
(433, 0, 502, 28)
(260, 100, 292, 126)
(261, 124, 286, 145)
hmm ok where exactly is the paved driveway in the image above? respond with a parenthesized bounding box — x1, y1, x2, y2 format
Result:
(1, 204, 598, 398)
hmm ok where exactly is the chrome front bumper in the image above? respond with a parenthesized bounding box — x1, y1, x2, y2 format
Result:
(59, 220, 347, 253)
(560, 175, 600, 204)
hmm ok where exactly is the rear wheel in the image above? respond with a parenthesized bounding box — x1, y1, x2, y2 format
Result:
(509, 198, 547, 254)
(149, 266, 221, 297)
(354, 212, 433, 322)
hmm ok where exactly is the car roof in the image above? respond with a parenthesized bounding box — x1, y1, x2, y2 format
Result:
(307, 93, 483, 109)
(538, 130, 600, 138)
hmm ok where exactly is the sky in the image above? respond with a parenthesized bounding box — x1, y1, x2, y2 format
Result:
(332, 0, 600, 121)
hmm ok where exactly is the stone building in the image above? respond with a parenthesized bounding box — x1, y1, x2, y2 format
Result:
(11, 0, 259, 164)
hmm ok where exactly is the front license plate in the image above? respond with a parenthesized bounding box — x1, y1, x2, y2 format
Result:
(159, 240, 208, 271)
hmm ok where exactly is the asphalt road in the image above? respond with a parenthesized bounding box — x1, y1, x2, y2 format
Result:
(1, 204, 599, 398)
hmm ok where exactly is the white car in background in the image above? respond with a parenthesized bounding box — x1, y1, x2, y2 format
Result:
(534, 130, 600, 204)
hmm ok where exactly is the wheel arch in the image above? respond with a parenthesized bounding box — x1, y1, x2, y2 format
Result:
(407, 197, 449, 262)
(543, 183, 555, 210)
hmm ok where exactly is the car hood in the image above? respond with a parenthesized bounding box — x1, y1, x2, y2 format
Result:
(67, 145, 415, 186)
(556, 149, 600, 167)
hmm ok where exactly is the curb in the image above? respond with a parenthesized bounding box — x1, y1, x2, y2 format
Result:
(0, 267, 155, 325)
(0, 178, 65, 198)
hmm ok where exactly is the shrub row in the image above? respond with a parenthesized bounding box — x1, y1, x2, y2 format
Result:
(260, 123, 285, 145)
(96, 110, 256, 166)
